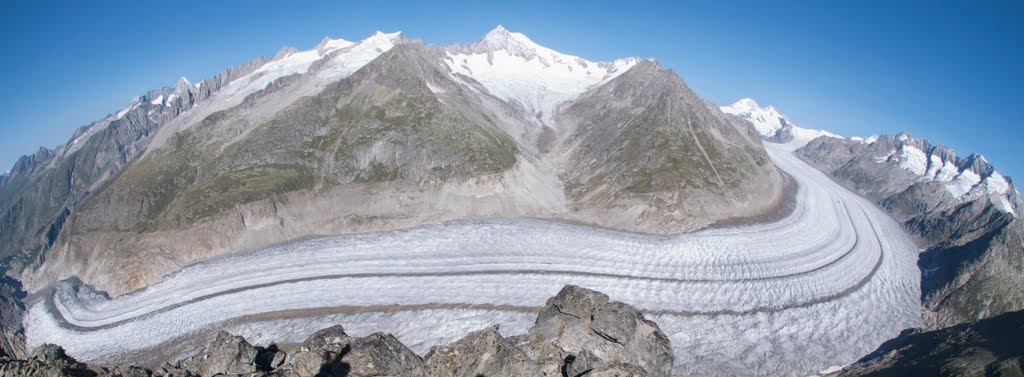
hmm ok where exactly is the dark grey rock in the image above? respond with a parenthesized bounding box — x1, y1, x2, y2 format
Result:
(177, 331, 259, 376)
(342, 332, 426, 377)
(0, 277, 26, 359)
(424, 325, 540, 377)
(512, 285, 674, 377)
(0, 344, 98, 377)
(829, 308, 1024, 377)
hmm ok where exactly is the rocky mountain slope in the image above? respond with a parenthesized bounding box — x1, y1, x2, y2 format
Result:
(3, 27, 782, 299)
(717, 98, 1023, 331)
(829, 308, 1024, 376)
(1, 285, 674, 377)
(797, 132, 1023, 329)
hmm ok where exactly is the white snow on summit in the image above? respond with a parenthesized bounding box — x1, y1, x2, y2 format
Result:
(218, 38, 356, 99)
(316, 31, 403, 84)
(445, 25, 640, 128)
(723, 98, 1015, 216)
(720, 98, 789, 136)
(720, 98, 841, 148)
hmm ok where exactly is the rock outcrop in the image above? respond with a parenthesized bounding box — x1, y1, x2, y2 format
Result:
(0, 277, 26, 359)
(0, 344, 100, 377)
(0, 285, 672, 377)
(177, 331, 262, 376)
(512, 285, 675, 377)
(424, 325, 541, 377)
(829, 308, 1024, 377)
(797, 133, 1024, 329)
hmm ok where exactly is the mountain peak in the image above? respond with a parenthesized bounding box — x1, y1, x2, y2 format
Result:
(721, 98, 842, 146)
(735, 97, 759, 108)
(315, 36, 353, 53)
(482, 25, 513, 41)
(473, 25, 546, 58)
(368, 30, 402, 40)
(173, 76, 193, 93)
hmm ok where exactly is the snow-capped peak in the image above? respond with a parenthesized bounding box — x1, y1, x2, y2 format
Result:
(445, 26, 640, 128)
(474, 25, 550, 59)
(720, 98, 842, 149)
(720, 98, 790, 136)
(315, 36, 354, 54)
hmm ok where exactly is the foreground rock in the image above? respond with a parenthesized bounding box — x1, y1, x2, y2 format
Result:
(828, 309, 1024, 376)
(177, 331, 262, 376)
(0, 276, 26, 359)
(424, 325, 540, 376)
(512, 285, 675, 377)
(0, 344, 100, 377)
(1, 285, 672, 376)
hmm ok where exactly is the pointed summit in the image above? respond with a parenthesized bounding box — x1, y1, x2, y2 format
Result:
(470, 25, 548, 58)
(315, 36, 354, 54)
(172, 76, 194, 96)
(484, 25, 510, 38)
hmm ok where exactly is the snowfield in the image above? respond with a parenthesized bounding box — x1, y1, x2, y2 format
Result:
(25, 143, 921, 376)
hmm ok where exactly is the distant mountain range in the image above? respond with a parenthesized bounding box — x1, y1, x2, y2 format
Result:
(1, 26, 1020, 375)
(722, 98, 1023, 331)
(0, 26, 782, 299)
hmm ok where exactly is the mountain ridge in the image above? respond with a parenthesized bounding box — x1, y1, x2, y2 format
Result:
(4, 28, 783, 299)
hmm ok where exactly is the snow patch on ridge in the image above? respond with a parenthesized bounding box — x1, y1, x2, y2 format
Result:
(946, 170, 981, 198)
(218, 37, 353, 99)
(898, 145, 928, 176)
(316, 31, 402, 84)
(871, 134, 1015, 215)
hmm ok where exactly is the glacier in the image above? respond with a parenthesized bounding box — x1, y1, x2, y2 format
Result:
(24, 142, 921, 376)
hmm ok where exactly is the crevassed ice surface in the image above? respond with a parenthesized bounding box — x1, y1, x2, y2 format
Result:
(25, 143, 921, 376)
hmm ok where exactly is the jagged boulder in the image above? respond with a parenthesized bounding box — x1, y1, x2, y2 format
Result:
(343, 333, 426, 377)
(280, 325, 349, 376)
(512, 285, 674, 377)
(281, 325, 426, 377)
(424, 325, 541, 377)
(177, 331, 259, 376)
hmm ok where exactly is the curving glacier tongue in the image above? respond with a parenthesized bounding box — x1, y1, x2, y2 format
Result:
(24, 143, 922, 376)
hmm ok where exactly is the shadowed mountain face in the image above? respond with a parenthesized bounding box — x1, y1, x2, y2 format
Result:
(1, 31, 783, 299)
(830, 309, 1024, 377)
(797, 134, 1024, 329)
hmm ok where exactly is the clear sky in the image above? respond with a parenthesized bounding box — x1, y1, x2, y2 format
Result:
(1, 0, 1021, 182)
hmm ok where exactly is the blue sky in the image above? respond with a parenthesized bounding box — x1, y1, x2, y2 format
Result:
(1, 1, 1021, 181)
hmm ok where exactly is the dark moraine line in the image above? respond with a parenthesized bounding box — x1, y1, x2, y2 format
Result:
(48, 203, 878, 332)
(219, 203, 887, 323)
